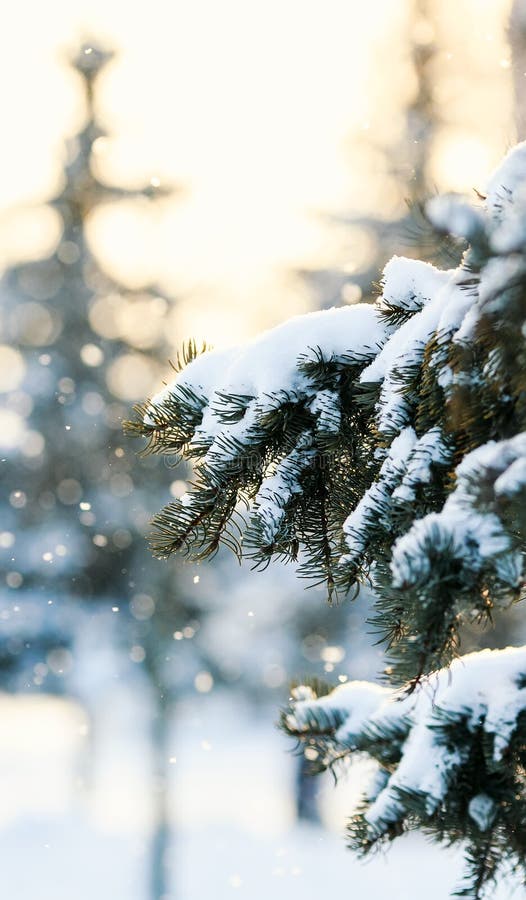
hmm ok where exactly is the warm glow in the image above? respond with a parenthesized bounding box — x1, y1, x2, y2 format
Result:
(0, 0, 408, 349)
(0, 0, 514, 348)
(106, 351, 162, 400)
(430, 132, 494, 194)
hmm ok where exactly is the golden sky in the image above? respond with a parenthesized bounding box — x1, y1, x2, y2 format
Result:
(0, 0, 514, 356)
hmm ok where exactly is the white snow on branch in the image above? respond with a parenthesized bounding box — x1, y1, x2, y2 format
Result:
(253, 433, 316, 546)
(426, 195, 484, 241)
(486, 141, 526, 222)
(359, 261, 451, 386)
(468, 793, 497, 832)
(392, 427, 450, 503)
(390, 434, 526, 590)
(310, 389, 342, 434)
(288, 646, 526, 834)
(379, 256, 451, 314)
(342, 427, 417, 562)
(147, 304, 388, 453)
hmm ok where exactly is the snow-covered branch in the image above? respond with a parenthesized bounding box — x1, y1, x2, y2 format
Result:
(285, 646, 526, 897)
(129, 142, 526, 680)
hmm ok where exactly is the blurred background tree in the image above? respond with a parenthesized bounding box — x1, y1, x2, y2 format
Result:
(0, 41, 209, 900)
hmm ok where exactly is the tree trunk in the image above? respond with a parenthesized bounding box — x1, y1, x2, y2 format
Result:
(295, 754, 320, 823)
(150, 688, 173, 900)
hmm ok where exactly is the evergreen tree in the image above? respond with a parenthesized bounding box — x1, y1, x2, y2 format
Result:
(0, 41, 205, 900)
(129, 142, 526, 897)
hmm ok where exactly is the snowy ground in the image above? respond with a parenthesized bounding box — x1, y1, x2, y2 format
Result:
(3, 817, 516, 900)
(0, 688, 522, 899)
